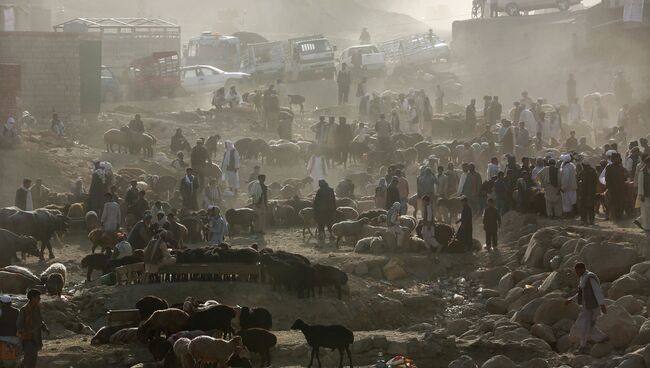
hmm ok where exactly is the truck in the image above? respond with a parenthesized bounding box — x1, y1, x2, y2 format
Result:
(338, 44, 386, 79)
(378, 31, 450, 68)
(123, 51, 181, 100)
(184, 32, 242, 72)
(240, 41, 286, 84)
(285, 35, 337, 83)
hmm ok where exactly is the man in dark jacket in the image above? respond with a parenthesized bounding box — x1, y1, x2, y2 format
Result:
(0, 295, 19, 367)
(128, 190, 149, 221)
(337, 63, 351, 105)
(128, 114, 145, 134)
(488, 96, 502, 125)
(385, 177, 401, 210)
(565, 262, 607, 354)
(335, 117, 353, 167)
(15, 178, 33, 211)
(124, 180, 139, 208)
(456, 197, 473, 252)
(482, 198, 501, 251)
(128, 212, 153, 250)
(190, 140, 211, 186)
(17, 289, 49, 368)
(578, 162, 598, 225)
(313, 180, 336, 240)
(465, 99, 476, 133)
(179, 168, 200, 211)
(605, 153, 627, 221)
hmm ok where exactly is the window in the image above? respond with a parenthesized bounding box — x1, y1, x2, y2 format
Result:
(201, 67, 218, 76)
(183, 69, 198, 79)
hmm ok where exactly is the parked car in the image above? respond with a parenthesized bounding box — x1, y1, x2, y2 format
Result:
(100, 65, 121, 103)
(497, 0, 582, 16)
(180, 65, 252, 94)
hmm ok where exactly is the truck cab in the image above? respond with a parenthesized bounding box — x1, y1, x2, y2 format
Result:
(184, 32, 242, 72)
(241, 41, 286, 84)
(286, 35, 336, 82)
(338, 45, 386, 79)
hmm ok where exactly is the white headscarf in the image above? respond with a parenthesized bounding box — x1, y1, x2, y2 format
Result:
(559, 153, 572, 163)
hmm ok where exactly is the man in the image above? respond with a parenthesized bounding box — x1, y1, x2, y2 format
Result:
(500, 121, 514, 155)
(605, 153, 626, 221)
(635, 157, 650, 231)
(567, 73, 577, 105)
(335, 117, 353, 167)
(324, 116, 338, 165)
(307, 149, 328, 192)
(519, 104, 537, 135)
(560, 154, 578, 216)
(516, 121, 530, 154)
(208, 206, 228, 245)
(50, 113, 64, 137)
(462, 164, 482, 217)
(483, 198, 500, 251)
(124, 180, 139, 208)
(163, 213, 185, 249)
(416, 167, 436, 218)
(566, 131, 578, 152)
(248, 166, 261, 184)
(396, 170, 410, 215)
(435, 85, 444, 113)
(202, 178, 222, 209)
(265, 90, 280, 129)
(435, 166, 448, 201)
(222, 140, 240, 195)
(128, 114, 145, 134)
(101, 193, 121, 233)
(624, 146, 641, 180)
(456, 197, 473, 252)
(465, 99, 477, 133)
(17, 289, 49, 368)
(568, 97, 582, 125)
(385, 177, 401, 211)
(179, 168, 199, 211)
(486, 157, 499, 182)
(590, 96, 608, 133)
(311, 116, 327, 145)
(537, 159, 563, 218)
(488, 96, 502, 126)
(578, 162, 598, 226)
(565, 262, 607, 354)
(374, 114, 391, 149)
(359, 28, 371, 44)
(14, 179, 33, 211)
(576, 137, 593, 153)
(30, 179, 49, 209)
(226, 86, 240, 108)
(127, 212, 153, 250)
(190, 140, 211, 185)
(420, 195, 440, 252)
(490, 0, 498, 17)
(0, 295, 19, 368)
(313, 180, 336, 240)
(128, 190, 149, 222)
(494, 171, 507, 215)
(249, 174, 268, 235)
(337, 63, 351, 105)
(445, 163, 459, 199)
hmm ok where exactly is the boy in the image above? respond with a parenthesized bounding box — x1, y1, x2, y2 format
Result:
(483, 198, 501, 251)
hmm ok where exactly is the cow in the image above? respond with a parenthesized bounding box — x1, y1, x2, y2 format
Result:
(0, 229, 41, 266)
(0, 207, 69, 259)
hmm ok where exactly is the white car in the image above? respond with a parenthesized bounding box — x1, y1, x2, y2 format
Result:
(180, 65, 251, 94)
(497, 0, 582, 16)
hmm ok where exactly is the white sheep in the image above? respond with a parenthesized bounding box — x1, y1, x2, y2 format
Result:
(39, 262, 67, 284)
(189, 335, 242, 368)
(108, 327, 139, 344)
(173, 337, 195, 368)
(331, 218, 370, 247)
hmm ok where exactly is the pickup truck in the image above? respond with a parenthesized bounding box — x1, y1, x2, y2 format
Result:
(285, 35, 337, 82)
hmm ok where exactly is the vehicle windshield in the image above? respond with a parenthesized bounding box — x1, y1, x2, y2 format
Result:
(298, 40, 332, 55)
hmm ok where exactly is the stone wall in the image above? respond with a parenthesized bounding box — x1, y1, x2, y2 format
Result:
(0, 31, 95, 117)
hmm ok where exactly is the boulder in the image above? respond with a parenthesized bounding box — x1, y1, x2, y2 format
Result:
(556, 334, 572, 353)
(522, 228, 559, 268)
(531, 323, 556, 344)
(521, 337, 552, 351)
(486, 297, 507, 315)
(596, 304, 639, 348)
(538, 270, 572, 295)
(353, 263, 369, 276)
(533, 298, 579, 325)
(590, 341, 613, 358)
(543, 249, 560, 269)
(447, 319, 472, 336)
(382, 258, 408, 281)
(618, 353, 645, 368)
(552, 318, 574, 334)
(468, 266, 509, 288)
(522, 358, 549, 368)
(498, 272, 515, 297)
(578, 242, 640, 282)
(614, 295, 643, 315)
(512, 297, 545, 325)
(480, 355, 516, 368)
(549, 255, 562, 270)
(448, 355, 477, 368)
(608, 273, 644, 300)
(631, 319, 650, 345)
(480, 289, 500, 299)
(630, 261, 650, 276)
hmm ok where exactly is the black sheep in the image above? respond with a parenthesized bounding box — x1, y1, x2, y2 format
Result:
(236, 328, 277, 367)
(187, 304, 236, 338)
(314, 264, 348, 299)
(148, 336, 172, 361)
(80, 253, 110, 281)
(45, 273, 64, 297)
(105, 254, 144, 273)
(136, 296, 169, 321)
(239, 306, 272, 330)
(217, 248, 260, 264)
(287, 260, 317, 298)
(225, 208, 257, 235)
(291, 319, 354, 368)
(272, 250, 310, 265)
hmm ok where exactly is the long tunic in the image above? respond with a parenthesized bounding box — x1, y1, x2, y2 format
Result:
(570, 272, 607, 346)
(313, 186, 336, 226)
(101, 201, 121, 232)
(307, 156, 328, 192)
(637, 167, 650, 230)
(560, 162, 577, 212)
(87, 172, 107, 214)
(209, 216, 228, 245)
(222, 145, 241, 190)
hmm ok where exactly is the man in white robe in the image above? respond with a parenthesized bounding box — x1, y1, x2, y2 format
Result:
(560, 154, 577, 214)
(221, 140, 240, 195)
(536, 160, 563, 218)
(635, 158, 650, 231)
(307, 153, 328, 192)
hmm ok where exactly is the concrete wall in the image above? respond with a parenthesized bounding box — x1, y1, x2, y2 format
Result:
(0, 63, 20, 122)
(0, 31, 96, 117)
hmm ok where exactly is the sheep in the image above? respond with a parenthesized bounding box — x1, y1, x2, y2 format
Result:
(277, 184, 301, 199)
(66, 203, 85, 218)
(272, 204, 295, 227)
(109, 327, 139, 344)
(149, 336, 173, 361)
(80, 253, 110, 281)
(335, 207, 358, 222)
(2, 266, 41, 284)
(225, 208, 257, 235)
(235, 328, 277, 367)
(137, 308, 188, 342)
(291, 319, 354, 368)
(187, 304, 237, 338)
(39, 262, 67, 296)
(313, 264, 348, 299)
(298, 207, 317, 238)
(88, 228, 118, 254)
(188, 335, 243, 368)
(236, 306, 272, 330)
(84, 210, 99, 233)
(331, 218, 370, 248)
(261, 255, 316, 298)
(335, 198, 357, 209)
(398, 215, 417, 232)
(136, 295, 170, 321)
(91, 325, 129, 345)
(103, 128, 128, 153)
(357, 209, 387, 221)
(356, 200, 375, 212)
(173, 337, 195, 368)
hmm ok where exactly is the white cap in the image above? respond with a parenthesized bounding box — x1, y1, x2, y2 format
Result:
(0, 295, 11, 303)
